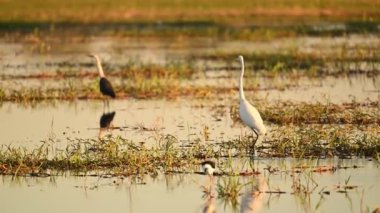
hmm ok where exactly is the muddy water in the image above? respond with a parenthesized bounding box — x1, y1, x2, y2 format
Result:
(0, 158, 379, 213)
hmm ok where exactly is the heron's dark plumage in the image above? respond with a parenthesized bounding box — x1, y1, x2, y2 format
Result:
(100, 77, 116, 98)
(201, 160, 216, 169)
(100, 111, 116, 128)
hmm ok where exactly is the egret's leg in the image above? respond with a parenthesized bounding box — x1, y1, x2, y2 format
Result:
(249, 130, 259, 155)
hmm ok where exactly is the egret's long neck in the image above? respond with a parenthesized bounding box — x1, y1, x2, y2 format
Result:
(239, 59, 246, 101)
(94, 56, 105, 78)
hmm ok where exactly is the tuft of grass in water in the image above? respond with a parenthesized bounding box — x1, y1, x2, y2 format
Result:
(262, 101, 380, 125)
(266, 125, 379, 158)
(216, 177, 250, 210)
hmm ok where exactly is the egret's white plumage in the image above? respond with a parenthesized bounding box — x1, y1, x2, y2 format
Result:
(238, 55, 266, 138)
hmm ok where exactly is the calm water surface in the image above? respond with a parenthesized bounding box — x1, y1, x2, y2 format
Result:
(0, 158, 379, 213)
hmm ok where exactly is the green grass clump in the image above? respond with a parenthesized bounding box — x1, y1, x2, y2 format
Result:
(266, 125, 379, 158)
(217, 177, 249, 209)
(262, 101, 380, 125)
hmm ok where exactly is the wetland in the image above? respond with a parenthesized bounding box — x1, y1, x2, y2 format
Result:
(0, 1, 379, 212)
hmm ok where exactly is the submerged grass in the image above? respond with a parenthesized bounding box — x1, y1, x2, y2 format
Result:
(0, 124, 378, 176)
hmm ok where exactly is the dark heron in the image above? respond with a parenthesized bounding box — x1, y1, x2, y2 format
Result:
(88, 54, 116, 105)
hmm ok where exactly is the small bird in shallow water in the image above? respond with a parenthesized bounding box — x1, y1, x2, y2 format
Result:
(237, 55, 267, 153)
(200, 160, 217, 198)
(88, 54, 116, 108)
(201, 160, 216, 176)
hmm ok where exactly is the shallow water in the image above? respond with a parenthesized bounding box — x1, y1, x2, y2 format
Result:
(0, 158, 379, 213)
(1, 33, 379, 213)
(0, 99, 241, 148)
(0, 74, 378, 148)
(1, 35, 379, 76)
(1, 35, 379, 107)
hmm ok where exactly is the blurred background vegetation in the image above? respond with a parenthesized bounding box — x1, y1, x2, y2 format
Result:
(0, 0, 379, 39)
(0, 0, 379, 23)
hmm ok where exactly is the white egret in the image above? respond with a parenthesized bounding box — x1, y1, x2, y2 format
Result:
(237, 55, 266, 152)
(88, 54, 116, 100)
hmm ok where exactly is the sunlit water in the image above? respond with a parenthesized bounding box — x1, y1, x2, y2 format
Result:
(0, 158, 379, 213)
(0, 99, 241, 148)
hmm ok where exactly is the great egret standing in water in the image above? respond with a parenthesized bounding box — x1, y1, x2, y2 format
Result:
(88, 54, 116, 107)
(237, 55, 266, 153)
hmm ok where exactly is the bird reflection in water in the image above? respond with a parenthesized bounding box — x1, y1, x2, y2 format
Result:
(202, 195, 216, 213)
(240, 175, 267, 213)
(98, 111, 116, 139)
